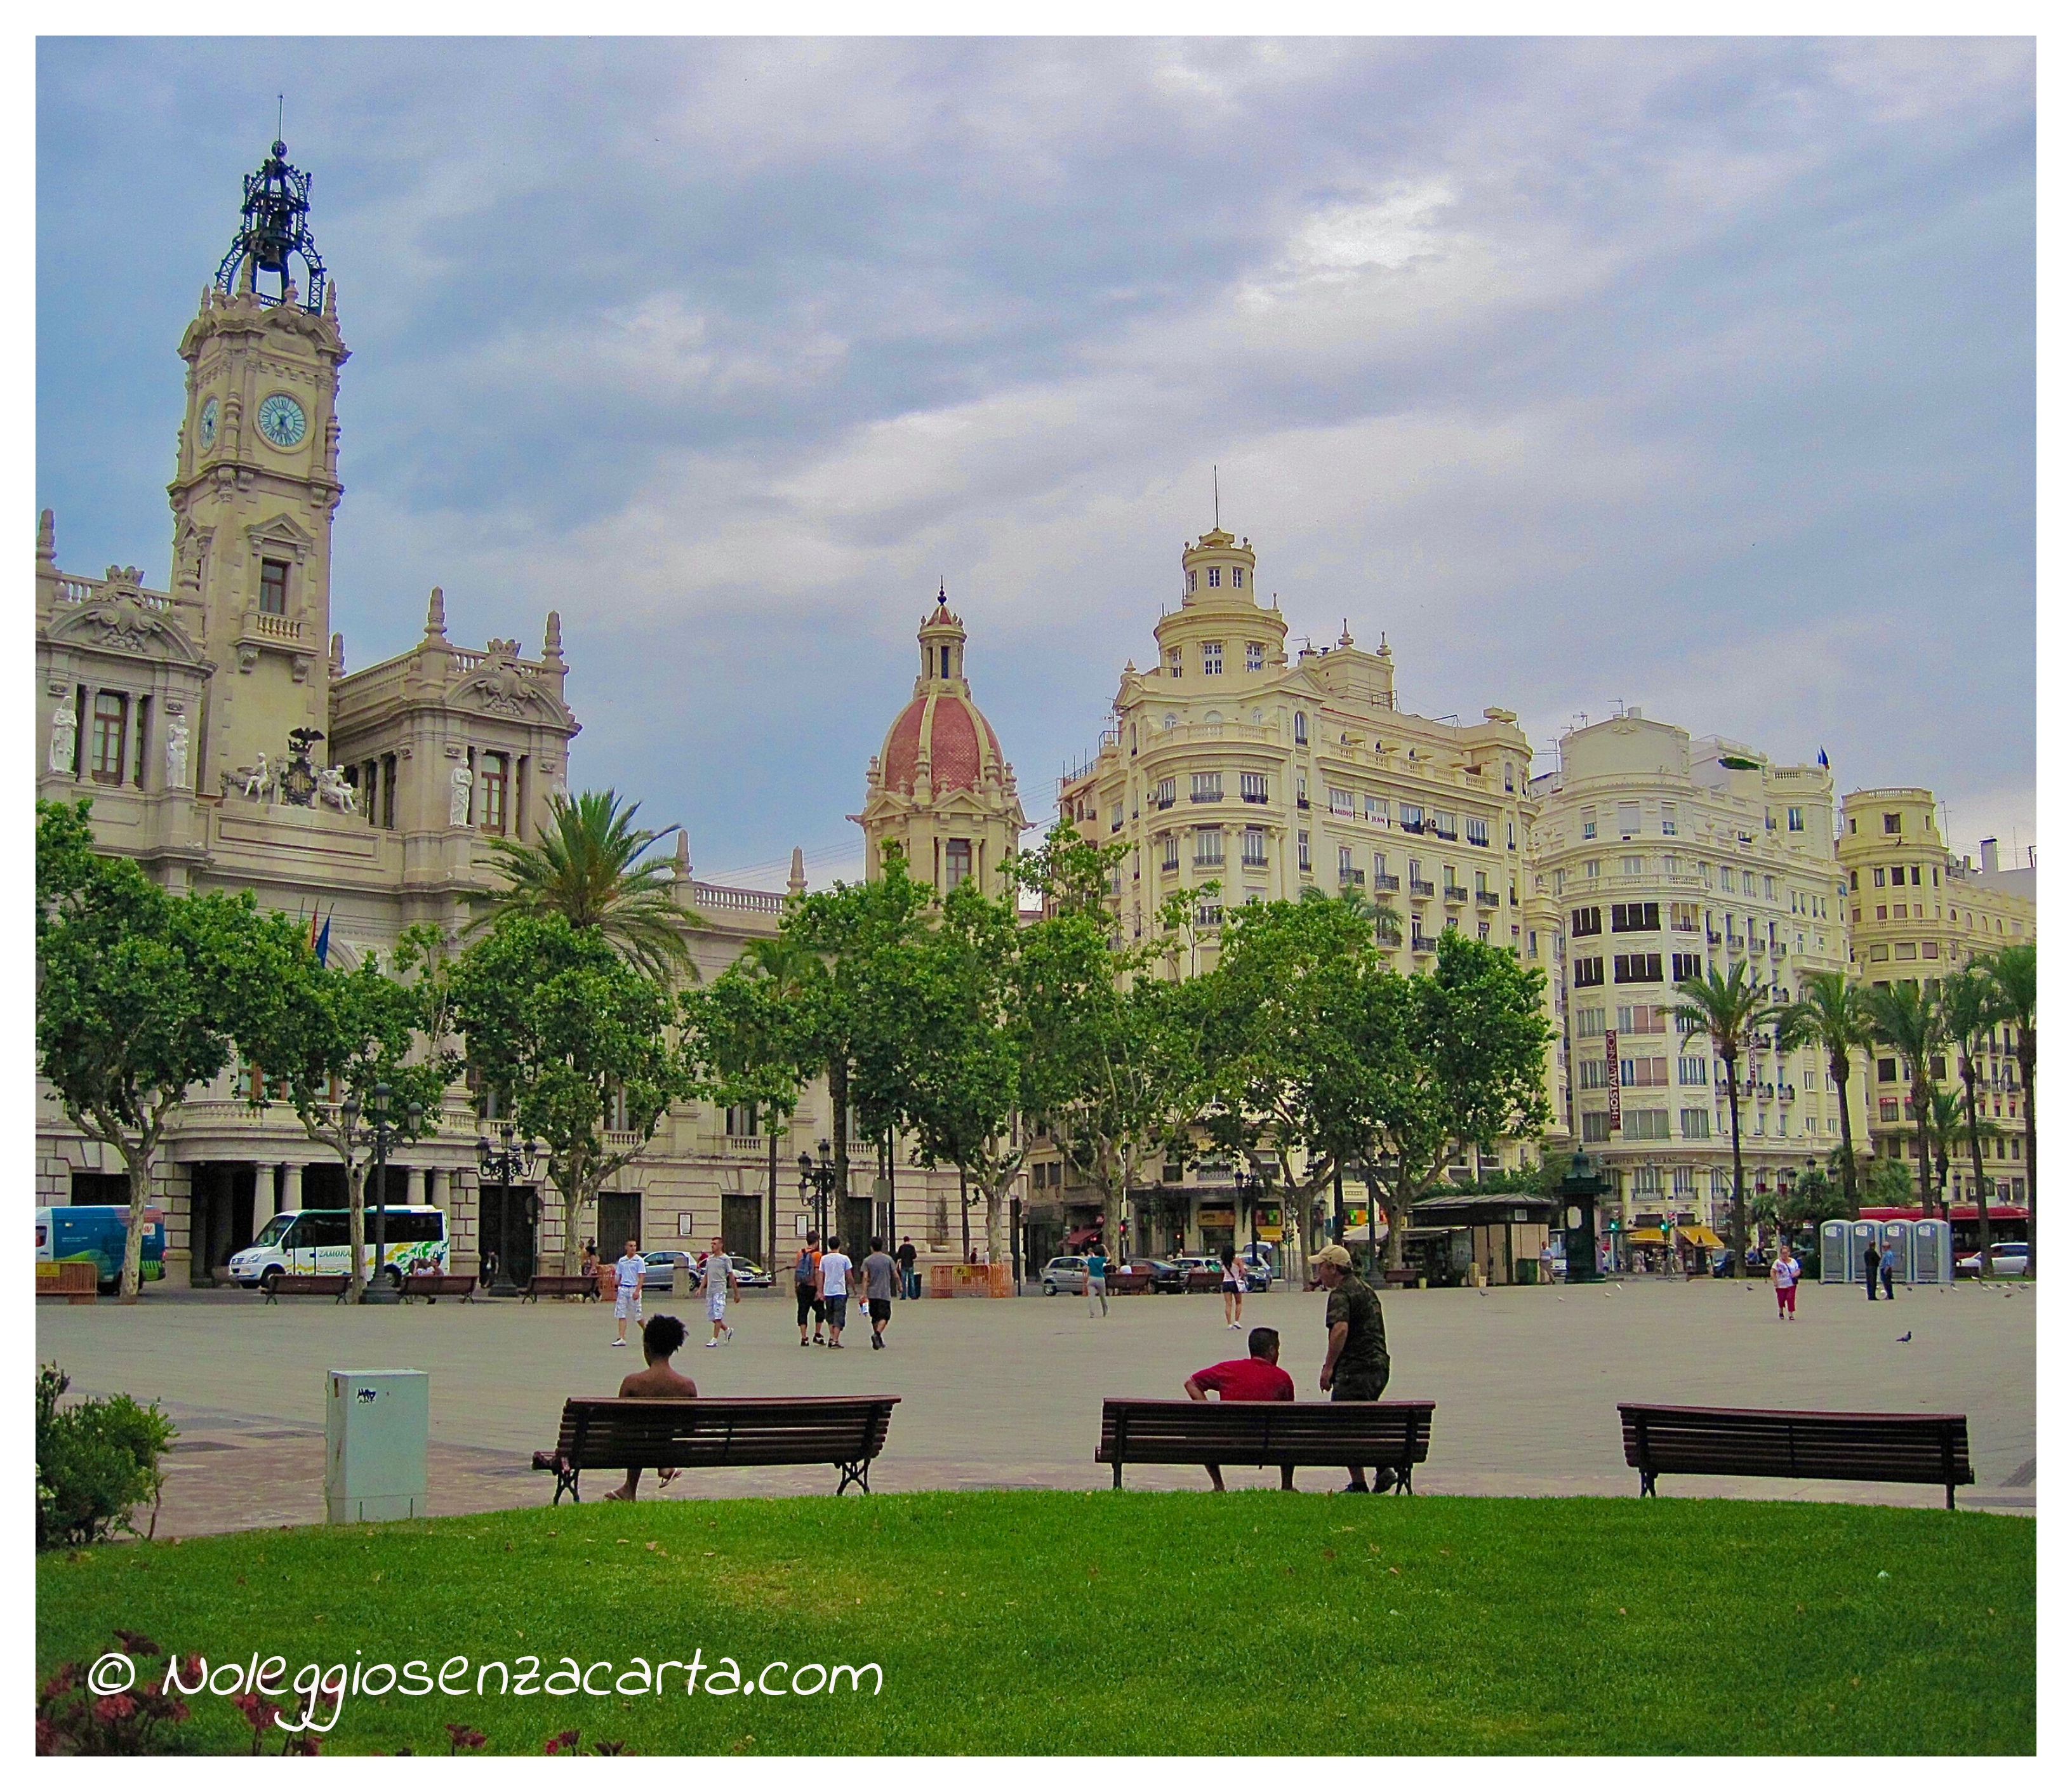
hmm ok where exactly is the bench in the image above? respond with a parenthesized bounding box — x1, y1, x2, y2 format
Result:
(262, 1274, 351, 1304)
(400, 1273, 477, 1305)
(1096, 1398, 1437, 1492)
(1183, 1269, 1223, 1294)
(530, 1395, 901, 1503)
(522, 1274, 600, 1303)
(1619, 1404, 1974, 1509)
(1382, 1268, 1419, 1289)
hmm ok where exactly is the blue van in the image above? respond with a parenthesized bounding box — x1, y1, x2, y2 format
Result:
(36, 1205, 166, 1288)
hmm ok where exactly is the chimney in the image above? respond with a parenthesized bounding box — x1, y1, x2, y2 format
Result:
(1981, 838, 2000, 873)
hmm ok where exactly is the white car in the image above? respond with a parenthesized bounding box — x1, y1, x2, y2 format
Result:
(1956, 1242, 2029, 1278)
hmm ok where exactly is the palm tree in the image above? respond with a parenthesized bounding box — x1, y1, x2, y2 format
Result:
(1940, 966, 2007, 1280)
(1979, 943, 2036, 1278)
(1774, 971, 1874, 1218)
(1672, 961, 1771, 1276)
(738, 933, 818, 1270)
(1862, 980, 1945, 1217)
(471, 790, 698, 981)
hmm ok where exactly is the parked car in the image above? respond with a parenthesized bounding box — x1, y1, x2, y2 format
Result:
(641, 1249, 694, 1289)
(1956, 1242, 2029, 1278)
(726, 1258, 773, 1289)
(1126, 1256, 1189, 1294)
(1042, 1255, 1090, 1295)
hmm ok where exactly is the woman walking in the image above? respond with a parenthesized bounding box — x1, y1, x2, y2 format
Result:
(1220, 1244, 1246, 1330)
(1771, 1242, 1801, 1320)
(1085, 1242, 1110, 1317)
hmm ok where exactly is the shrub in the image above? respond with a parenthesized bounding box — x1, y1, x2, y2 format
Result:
(36, 1633, 194, 1756)
(36, 1364, 176, 1550)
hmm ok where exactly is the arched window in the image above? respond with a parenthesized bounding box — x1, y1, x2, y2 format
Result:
(1294, 710, 1308, 745)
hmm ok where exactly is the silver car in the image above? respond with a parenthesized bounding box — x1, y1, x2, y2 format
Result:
(1042, 1256, 1091, 1294)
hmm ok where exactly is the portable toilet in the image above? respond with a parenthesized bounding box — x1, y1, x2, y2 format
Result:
(1847, 1219, 1880, 1284)
(1819, 1219, 1852, 1284)
(1908, 1219, 1953, 1284)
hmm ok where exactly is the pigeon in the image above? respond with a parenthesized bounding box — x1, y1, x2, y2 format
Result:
(1896, 1332, 1912, 1343)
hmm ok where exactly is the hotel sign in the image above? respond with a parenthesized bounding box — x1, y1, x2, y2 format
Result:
(1605, 1030, 1621, 1132)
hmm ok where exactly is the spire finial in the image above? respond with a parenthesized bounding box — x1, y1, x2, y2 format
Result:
(425, 586, 446, 637)
(675, 828, 691, 873)
(36, 508, 55, 564)
(788, 846, 807, 898)
(541, 608, 564, 666)
(1212, 464, 1219, 531)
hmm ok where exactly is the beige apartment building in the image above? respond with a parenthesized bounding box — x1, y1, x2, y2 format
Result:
(1529, 713, 1855, 1242)
(1037, 524, 1564, 1263)
(35, 140, 968, 1284)
(1837, 788, 2035, 1204)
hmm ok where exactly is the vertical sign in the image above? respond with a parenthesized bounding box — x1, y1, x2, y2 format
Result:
(1605, 1030, 1621, 1132)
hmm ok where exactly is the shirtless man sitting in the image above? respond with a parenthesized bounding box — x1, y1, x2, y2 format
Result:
(604, 1313, 697, 1503)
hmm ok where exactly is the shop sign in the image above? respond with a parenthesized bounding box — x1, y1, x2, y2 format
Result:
(1197, 1205, 1235, 1227)
(1605, 1029, 1621, 1132)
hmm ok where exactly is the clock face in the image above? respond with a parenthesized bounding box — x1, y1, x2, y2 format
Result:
(256, 392, 307, 449)
(197, 397, 218, 450)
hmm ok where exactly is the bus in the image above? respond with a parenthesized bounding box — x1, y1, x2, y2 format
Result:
(226, 1207, 449, 1292)
(1857, 1204, 2028, 1258)
(36, 1206, 166, 1288)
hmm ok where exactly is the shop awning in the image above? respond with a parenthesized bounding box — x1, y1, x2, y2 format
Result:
(1065, 1227, 1103, 1247)
(1677, 1225, 1725, 1249)
(1625, 1228, 1668, 1244)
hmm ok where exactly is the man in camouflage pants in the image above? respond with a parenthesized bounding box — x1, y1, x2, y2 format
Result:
(1315, 1243, 1395, 1493)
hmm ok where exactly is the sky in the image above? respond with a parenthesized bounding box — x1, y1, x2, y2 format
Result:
(36, 36, 2036, 889)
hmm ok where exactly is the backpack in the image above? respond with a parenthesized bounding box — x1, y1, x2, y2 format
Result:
(794, 1247, 817, 1286)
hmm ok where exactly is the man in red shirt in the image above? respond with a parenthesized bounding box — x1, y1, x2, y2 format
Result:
(1183, 1327, 1298, 1492)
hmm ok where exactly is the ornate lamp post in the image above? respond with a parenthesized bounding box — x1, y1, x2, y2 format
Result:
(343, 1082, 420, 1303)
(1557, 1151, 1607, 1285)
(798, 1139, 838, 1245)
(475, 1122, 541, 1297)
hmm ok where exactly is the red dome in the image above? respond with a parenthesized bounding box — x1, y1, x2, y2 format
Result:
(879, 691, 1001, 795)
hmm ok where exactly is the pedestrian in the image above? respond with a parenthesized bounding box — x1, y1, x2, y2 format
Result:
(1184, 1327, 1298, 1492)
(580, 1240, 599, 1278)
(1313, 1243, 1395, 1494)
(700, 1235, 736, 1347)
(611, 1237, 645, 1347)
(1539, 1241, 1556, 1287)
(896, 1234, 919, 1300)
(1084, 1240, 1110, 1317)
(816, 1235, 853, 1349)
(1771, 1242, 1801, 1320)
(860, 1236, 898, 1350)
(1219, 1243, 1245, 1330)
(1879, 1240, 1898, 1301)
(604, 1313, 695, 1502)
(1862, 1237, 1881, 1303)
(794, 1231, 825, 1346)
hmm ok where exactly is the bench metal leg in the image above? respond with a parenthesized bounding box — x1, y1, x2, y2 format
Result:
(836, 1459, 870, 1496)
(1947, 1483, 1957, 1511)
(552, 1468, 579, 1505)
(1639, 1470, 1657, 1497)
(1112, 1461, 1124, 1490)
(1396, 1462, 1414, 1495)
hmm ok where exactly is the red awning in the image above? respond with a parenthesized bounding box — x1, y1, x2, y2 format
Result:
(1066, 1227, 1103, 1247)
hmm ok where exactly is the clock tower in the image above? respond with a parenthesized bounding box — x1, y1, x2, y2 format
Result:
(167, 140, 349, 794)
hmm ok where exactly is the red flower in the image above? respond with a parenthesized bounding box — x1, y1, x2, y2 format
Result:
(93, 1694, 136, 1722)
(545, 1728, 581, 1755)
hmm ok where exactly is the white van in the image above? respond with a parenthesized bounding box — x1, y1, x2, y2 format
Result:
(227, 1206, 449, 1292)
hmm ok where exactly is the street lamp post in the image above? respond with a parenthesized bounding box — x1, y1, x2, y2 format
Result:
(344, 1082, 420, 1304)
(475, 1122, 542, 1296)
(799, 1139, 837, 1246)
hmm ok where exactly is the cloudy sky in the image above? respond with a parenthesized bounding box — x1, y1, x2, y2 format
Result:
(37, 37, 2035, 887)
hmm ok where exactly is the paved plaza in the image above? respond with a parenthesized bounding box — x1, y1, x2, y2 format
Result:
(37, 1275, 2035, 1536)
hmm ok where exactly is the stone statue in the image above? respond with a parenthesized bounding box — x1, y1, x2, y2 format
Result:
(239, 753, 273, 801)
(449, 762, 474, 826)
(48, 702, 77, 774)
(316, 765, 357, 814)
(164, 712, 190, 789)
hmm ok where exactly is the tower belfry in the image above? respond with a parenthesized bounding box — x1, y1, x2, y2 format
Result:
(214, 139, 329, 313)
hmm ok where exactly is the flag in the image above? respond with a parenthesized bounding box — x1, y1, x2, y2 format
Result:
(1817, 748, 1830, 769)
(315, 913, 332, 968)
(305, 909, 321, 953)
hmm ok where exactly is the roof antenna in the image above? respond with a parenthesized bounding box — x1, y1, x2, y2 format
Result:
(278, 94, 284, 140)
(1212, 465, 1220, 531)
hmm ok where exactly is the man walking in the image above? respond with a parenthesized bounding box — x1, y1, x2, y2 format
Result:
(611, 1237, 645, 1347)
(816, 1235, 853, 1349)
(1878, 1239, 1898, 1301)
(1084, 1241, 1110, 1317)
(896, 1235, 919, 1301)
(1184, 1327, 1298, 1492)
(860, 1236, 898, 1350)
(1862, 1237, 1882, 1303)
(795, 1231, 825, 1347)
(700, 1235, 736, 1347)
(1313, 1244, 1395, 1493)
(604, 1313, 696, 1501)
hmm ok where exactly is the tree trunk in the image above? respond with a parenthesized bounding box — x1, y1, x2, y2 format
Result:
(1832, 1049, 1861, 1219)
(829, 1056, 851, 1216)
(347, 1157, 369, 1299)
(957, 1165, 970, 1260)
(1909, 1067, 1936, 1216)
(119, 1141, 153, 1305)
(1963, 1051, 1992, 1282)
(2018, 1029, 2036, 1278)
(767, 1122, 781, 1275)
(1724, 1048, 1746, 1275)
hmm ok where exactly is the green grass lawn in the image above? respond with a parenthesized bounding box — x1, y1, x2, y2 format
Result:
(37, 1491, 2033, 1755)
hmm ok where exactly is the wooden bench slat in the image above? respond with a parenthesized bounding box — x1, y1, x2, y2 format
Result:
(1619, 1403, 1973, 1507)
(535, 1396, 900, 1501)
(1095, 1398, 1435, 1490)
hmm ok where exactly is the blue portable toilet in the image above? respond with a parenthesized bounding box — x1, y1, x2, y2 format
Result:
(1819, 1218, 1852, 1284)
(1908, 1219, 1953, 1284)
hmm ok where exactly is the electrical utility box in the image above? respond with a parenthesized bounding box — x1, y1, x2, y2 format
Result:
(325, 1369, 429, 1523)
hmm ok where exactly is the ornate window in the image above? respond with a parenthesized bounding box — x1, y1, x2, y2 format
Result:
(260, 559, 289, 615)
(944, 839, 973, 890)
(90, 692, 128, 785)
(1245, 642, 1263, 671)
(479, 753, 510, 835)
(1202, 642, 1223, 675)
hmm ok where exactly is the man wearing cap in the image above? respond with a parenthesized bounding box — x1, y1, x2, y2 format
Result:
(1314, 1243, 1395, 1493)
